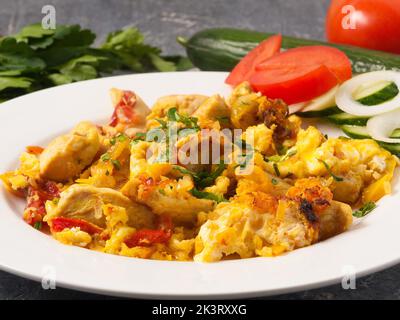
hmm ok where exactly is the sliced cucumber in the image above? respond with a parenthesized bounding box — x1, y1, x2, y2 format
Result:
(336, 71, 400, 116)
(328, 113, 370, 126)
(378, 142, 400, 157)
(297, 106, 341, 118)
(296, 86, 339, 117)
(341, 125, 370, 139)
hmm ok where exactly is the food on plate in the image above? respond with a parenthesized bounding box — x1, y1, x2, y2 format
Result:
(2, 77, 397, 262)
(326, 0, 400, 54)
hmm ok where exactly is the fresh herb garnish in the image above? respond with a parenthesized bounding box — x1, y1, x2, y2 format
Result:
(190, 188, 227, 203)
(111, 159, 121, 170)
(353, 202, 377, 218)
(271, 178, 278, 185)
(167, 107, 200, 131)
(173, 161, 226, 189)
(33, 221, 42, 230)
(273, 163, 280, 177)
(268, 148, 297, 162)
(100, 153, 111, 162)
(216, 116, 230, 125)
(319, 159, 343, 182)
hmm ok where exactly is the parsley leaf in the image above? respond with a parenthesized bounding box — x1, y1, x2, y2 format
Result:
(353, 202, 377, 218)
(190, 188, 227, 203)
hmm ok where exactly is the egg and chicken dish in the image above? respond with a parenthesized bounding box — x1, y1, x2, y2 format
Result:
(1, 82, 398, 262)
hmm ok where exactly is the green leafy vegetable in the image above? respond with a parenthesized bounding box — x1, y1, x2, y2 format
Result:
(190, 188, 227, 203)
(353, 202, 377, 218)
(33, 221, 42, 230)
(173, 161, 226, 189)
(167, 107, 200, 131)
(319, 159, 344, 182)
(0, 23, 191, 102)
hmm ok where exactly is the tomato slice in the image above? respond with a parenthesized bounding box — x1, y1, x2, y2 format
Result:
(225, 34, 282, 86)
(256, 45, 352, 84)
(250, 64, 338, 105)
(51, 217, 103, 235)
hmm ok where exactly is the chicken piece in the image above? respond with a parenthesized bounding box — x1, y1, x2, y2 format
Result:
(191, 95, 231, 128)
(39, 122, 100, 182)
(45, 184, 154, 230)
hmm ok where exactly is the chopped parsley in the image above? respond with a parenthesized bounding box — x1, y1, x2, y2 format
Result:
(173, 161, 226, 189)
(268, 148, 297, 162)
(100, 153, 111, 162)
(167, 107, 200, 131)
(111, 159, 121, 170)
(190, 188, 227, 203)
(33, 221, 42, 230)
(353, 202, 377, 218)
(273, 163, 280, 177)
(319, 159, 343, 182)
(216, 116, 230, 125)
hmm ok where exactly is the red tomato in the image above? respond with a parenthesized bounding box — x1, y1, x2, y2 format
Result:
(225, 34, 282, 86)
(250, 64, 338, 105)
(326, 0, 400, 54)
(255, 46, 352, 84)
(51, 217, 103, 235)
(124, 229, 171, 248)
(109, 91, 137, 127)
(124, 215, 173, 248)
(251, 46, 351, 104)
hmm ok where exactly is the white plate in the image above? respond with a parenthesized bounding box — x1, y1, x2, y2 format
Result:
(1, 72, 399, 299)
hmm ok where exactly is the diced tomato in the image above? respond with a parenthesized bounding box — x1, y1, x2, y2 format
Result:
(26, 146, 44, 155)
(124, 215, 173, 248)
(24, 187, 47, 225)
(124, 229, 171, 248)
(255, 45, 352, 84)
(51, 217, 103, 234)
(23, 181, 60, 226)
(225, 34, 282, 86)
(250, 64, 338, 105)
(109, 91, 137, 127)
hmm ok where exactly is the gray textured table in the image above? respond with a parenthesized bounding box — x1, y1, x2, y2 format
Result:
(1, 0, 399, 300)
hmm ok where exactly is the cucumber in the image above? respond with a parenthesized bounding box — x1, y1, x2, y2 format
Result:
(179, 28, 400, 74)
(297, 106, 341, 118)
(341, 125, 370, 139)
(328, 113, 370, 126)
(356, 82, 399, 106)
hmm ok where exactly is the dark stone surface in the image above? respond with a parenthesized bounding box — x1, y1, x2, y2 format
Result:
(0, 0, 399, 300)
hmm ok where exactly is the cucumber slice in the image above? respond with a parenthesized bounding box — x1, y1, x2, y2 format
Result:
(296, 86, 339, 117)
(341, 125, 370, 139)
(297, 106, 341, 118)
(336, 71, 400, 116)
(356, 82, 399, 106)
(328, 113, 370, 126)
(378, 142, 400, 157)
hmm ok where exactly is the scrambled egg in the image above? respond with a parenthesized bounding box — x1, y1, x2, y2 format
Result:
(1, 82, 397, 262)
